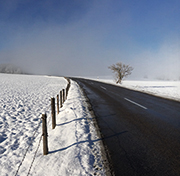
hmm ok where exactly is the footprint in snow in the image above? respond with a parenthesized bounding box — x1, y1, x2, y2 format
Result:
(11, 139, 19, 151)
(0, 146, 6, 154)
(0, 133, 7, 143)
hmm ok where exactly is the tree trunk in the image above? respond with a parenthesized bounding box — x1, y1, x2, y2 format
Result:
(116, 79, 121, 84)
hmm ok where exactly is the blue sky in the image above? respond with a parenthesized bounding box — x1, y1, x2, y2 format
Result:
(0, 0, 180, 79)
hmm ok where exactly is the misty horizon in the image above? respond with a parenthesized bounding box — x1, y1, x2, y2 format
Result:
(0, 1, 179, 80)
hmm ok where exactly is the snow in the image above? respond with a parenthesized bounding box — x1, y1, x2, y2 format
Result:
(0, 74, 106, 176)
(95, 78, 180, 102)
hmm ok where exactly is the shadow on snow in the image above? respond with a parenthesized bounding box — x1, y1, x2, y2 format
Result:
(49, 131, 128, 154)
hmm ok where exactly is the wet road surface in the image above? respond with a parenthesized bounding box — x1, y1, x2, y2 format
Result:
(71, 78, 180, 176)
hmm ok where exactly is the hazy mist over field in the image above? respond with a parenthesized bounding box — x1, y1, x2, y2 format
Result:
(0, 1, 179, 80)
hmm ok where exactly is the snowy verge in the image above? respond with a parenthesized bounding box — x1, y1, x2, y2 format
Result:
(90, 78, 180, 102)
(29, 80, 108, 176)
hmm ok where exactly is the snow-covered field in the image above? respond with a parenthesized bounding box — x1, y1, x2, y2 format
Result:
(96, 79, 180, 102)
(0, 74, 106, 176)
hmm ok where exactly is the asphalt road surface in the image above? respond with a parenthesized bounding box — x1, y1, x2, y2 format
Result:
(71, 78, 180, 176)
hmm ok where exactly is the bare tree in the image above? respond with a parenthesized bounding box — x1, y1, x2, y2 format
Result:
(108, 62, 133, 84)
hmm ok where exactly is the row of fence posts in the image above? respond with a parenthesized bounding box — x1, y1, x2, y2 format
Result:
(41, 78, 71, 155)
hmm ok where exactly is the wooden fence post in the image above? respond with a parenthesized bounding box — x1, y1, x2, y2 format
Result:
(57, 94, 59, 114)
(66, 85, 68, 98)
(51, 97, 56, 129)
(62, 89, 65, 103)
(60, 90, 62, 108)
(64, 88, 66, 101)
(42, 114, 48, 155)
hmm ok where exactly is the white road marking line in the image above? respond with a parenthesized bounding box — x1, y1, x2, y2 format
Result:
(101, 86, 107, 90)
(124, 98, 147, 110)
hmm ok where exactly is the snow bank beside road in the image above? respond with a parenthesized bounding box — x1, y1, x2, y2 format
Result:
(30, 80, 106, 176)
(96, 79, 180, 102)
(121, 80, 180, 102)
(0, 74, 106, 176)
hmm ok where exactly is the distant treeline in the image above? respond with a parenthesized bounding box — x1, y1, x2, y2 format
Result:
(0, 64, 24, 74)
